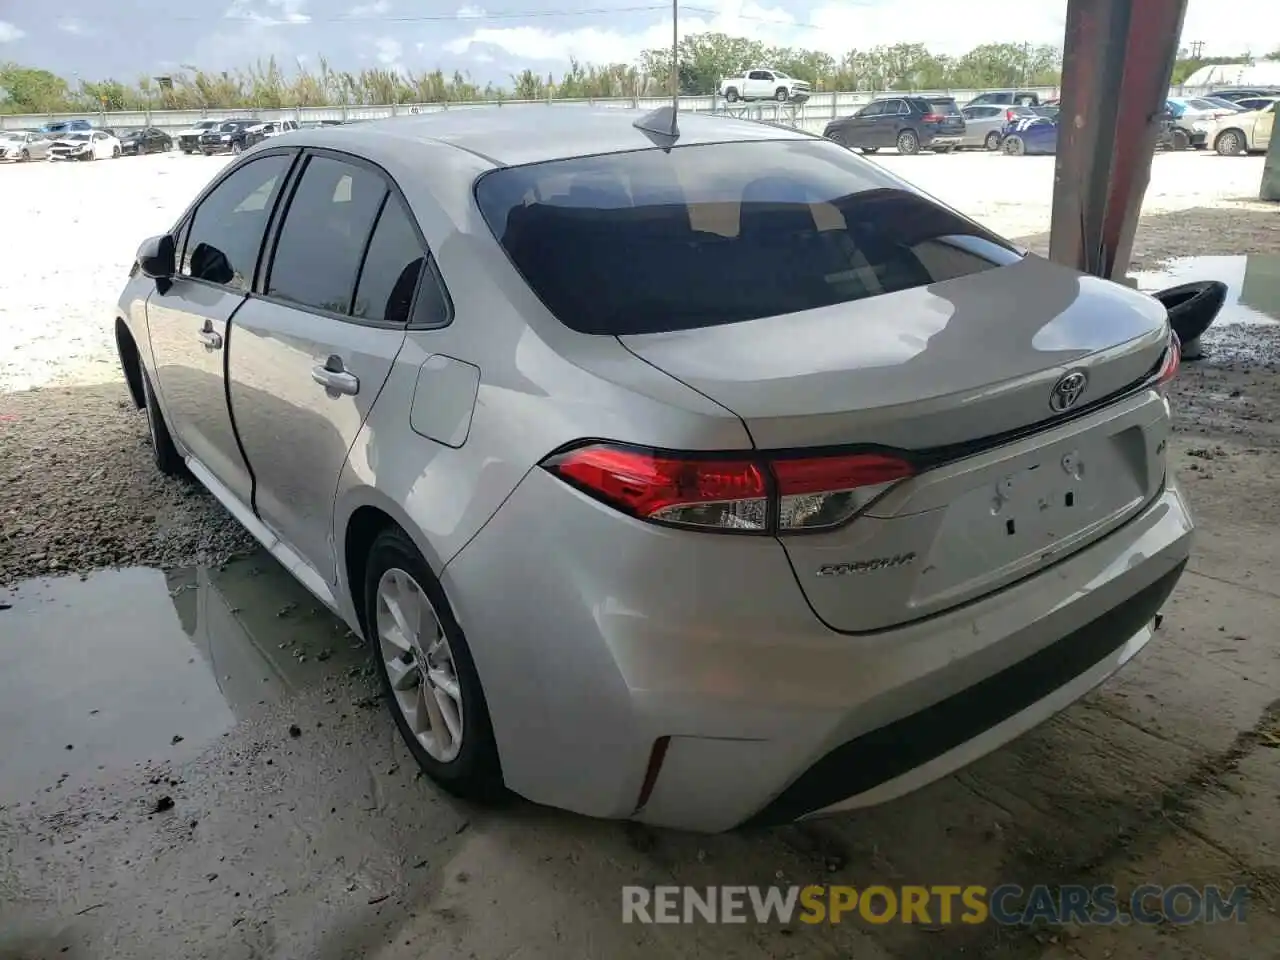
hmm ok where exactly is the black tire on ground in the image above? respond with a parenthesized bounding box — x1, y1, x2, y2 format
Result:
(896, 129, 920, 155)
(724, 88, 739, 102)
(775, 87, 789, 102)
(1215, 129, 1245, 156)
(1171, 128, 1191, 151)
(112, 146, 121, 158)
(1152, 280, 1228, 348)
(984, 131, 1002, 150)
(1003, 135, 1026, 156)
(141, 367, 184, 476)
(363, 527, 505, 801)
(20, 148, 30, 161)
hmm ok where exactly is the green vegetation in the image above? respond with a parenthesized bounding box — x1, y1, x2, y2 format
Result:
(2, 36, 1276, 114)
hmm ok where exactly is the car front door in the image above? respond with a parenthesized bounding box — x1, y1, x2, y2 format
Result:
(146, 151, 296, 504)
(876, 99, 905, 146)
(226, 151, 423, 582)
(745, 71, 771, 98)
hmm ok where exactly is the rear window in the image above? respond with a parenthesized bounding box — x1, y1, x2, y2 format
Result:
(475, 139, 1021, 336)
(928, 98, 961, 115)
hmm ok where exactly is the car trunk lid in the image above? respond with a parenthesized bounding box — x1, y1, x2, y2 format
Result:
(619, 254, 1173, 631)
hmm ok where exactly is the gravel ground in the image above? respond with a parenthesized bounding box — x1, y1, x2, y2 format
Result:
(0, 148, 1275, 586)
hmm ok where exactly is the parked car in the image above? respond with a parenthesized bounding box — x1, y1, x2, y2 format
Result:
(1199, 96, 1248, 112)
(118, 127, 174, 155)
(958, 104, 1023, 150)
(259, 120, 299, 138)
(823, 96, 965, 155)
(39, 119, 93, 135)
(965, 90, 1041, 107)
(1206, 99, 1277, 155)
(0, 129, 55, 162)
(1233, 96, 1280, 112)
(1208, 87, 1280, 103)
(177, 119, 225, 154)
(719, 68, 811, 103)
(1001, 113, 1058, 155)
(1166, 97, 1238, 148)
(298, 119, 346, 129)
(115, 109, 1190, 833)
(199, 120, 267, 156)
(49, 130, 122, 161)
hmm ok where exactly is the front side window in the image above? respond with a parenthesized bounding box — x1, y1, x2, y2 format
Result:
(181, 153, 292, 290)
(266, 155, 387, 315)
(475, 138, 1021, 336)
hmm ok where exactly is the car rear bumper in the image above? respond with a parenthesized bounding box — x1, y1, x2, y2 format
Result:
(444, 459, 1193, 833)
(926, 135, 963, 148)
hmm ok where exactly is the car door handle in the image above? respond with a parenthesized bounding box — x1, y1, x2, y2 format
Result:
(311, 358, 359, 396)
(197, 329, 223, 350)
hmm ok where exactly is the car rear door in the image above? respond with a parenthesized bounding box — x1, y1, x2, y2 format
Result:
(225, 150, 422, 584)
(146, 151, 297, 504)
(878, 99, 906, 146)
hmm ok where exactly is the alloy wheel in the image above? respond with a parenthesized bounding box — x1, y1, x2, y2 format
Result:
(376, 568, 464, 763)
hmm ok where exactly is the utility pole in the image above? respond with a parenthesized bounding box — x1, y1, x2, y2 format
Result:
(1188, 40, 1204, 59)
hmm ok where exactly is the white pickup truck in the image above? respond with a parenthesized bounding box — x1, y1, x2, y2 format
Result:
(719, 69, 811, 103)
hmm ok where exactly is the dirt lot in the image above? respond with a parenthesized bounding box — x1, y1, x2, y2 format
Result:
(1, 146, 1279, 960)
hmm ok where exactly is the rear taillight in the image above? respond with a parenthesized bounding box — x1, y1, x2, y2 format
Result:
(1006, 109, 1017, 122)
(542, 443, 915, 534)
(1154, 331, 1180, 388)
(922, 113, 945, 122)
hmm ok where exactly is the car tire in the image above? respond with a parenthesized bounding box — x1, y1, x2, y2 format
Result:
(724, 88, 739, 103)
(775, 87, 789, 102)
(20, 148, 30, 162)
(1171, 128, 1191, 151)
(112, 146, 121, 158)
(1003, 135, 1026, 156)
(141, 367, 184, 477)
(363, 527, 504, 802)
(984, 131, 1002, 150)
(896, 129, 920, 155)
(1215, 129, 1245, 156)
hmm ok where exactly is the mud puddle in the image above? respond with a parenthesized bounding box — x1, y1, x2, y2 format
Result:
(0, 552, 363, 805)
(1132, 253, 1280, 326)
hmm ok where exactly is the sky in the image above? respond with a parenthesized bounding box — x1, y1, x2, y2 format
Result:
(0, 0, 1274, 88)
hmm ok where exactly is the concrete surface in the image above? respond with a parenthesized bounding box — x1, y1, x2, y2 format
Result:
(2, 150, 1279, 960)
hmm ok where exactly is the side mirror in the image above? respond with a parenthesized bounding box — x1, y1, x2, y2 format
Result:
(137, 234, 175, 280)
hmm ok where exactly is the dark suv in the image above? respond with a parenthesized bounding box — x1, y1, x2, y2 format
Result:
(198, 120, 265, 156)
(823, 97, 965, 155)
(965, 90, 1042, 107)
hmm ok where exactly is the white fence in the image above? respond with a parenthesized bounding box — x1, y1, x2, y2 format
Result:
(0, 84, 1231, 133)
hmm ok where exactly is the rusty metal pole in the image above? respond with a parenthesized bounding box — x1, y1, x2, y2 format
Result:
(1049, 0, 1189, 280)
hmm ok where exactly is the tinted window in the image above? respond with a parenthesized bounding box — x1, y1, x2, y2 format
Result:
(352, 197, 425, 325)
(267, 155, 387, 315)
(182, 153, 291, 290)
(857, 102, 883, 117)
(475, 139, 1021, 336)
(928, 99, 960, 115)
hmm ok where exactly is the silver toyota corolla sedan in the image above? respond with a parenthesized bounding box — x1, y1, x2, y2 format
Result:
(114, 108, 1192, 833)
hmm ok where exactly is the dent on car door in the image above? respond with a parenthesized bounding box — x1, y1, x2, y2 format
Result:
(145, 152, 294, 505)
(227, 152, 414, 584)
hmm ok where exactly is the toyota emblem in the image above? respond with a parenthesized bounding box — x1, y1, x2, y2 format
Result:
(1049, 370, 1088, 413)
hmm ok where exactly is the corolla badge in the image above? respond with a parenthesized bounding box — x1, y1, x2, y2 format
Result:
(1048, 370, 1089, 413)
(816, 553, 917, 577)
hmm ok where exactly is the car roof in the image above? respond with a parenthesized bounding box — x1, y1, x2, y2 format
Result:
(268, 107, 815, 169)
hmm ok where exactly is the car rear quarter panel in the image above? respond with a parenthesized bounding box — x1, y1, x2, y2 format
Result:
(332, 136, 751, 609)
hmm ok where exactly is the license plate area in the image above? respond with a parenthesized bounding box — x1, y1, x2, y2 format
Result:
(915, 425, 1153, 606)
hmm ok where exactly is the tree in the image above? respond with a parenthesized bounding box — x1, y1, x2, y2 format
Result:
(0, 63, 70, 113)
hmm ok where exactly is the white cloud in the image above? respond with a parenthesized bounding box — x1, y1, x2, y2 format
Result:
(440, 0, 1269, 69)
(58, 17, 94, 36)
(374, 36, 404, 70)
(224, 0, 311, 27)
(0, 20, 25, 42)
(348, 0, 391, 16)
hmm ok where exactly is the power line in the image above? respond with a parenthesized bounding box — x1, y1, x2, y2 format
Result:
(173, 6, 672, 24)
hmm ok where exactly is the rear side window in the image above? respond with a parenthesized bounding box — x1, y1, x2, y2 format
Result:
(475, 139, 1021, 336)
(267, 155, 387, 315)
(352, 196, 429, 325)
(928, 99, 960, 115)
